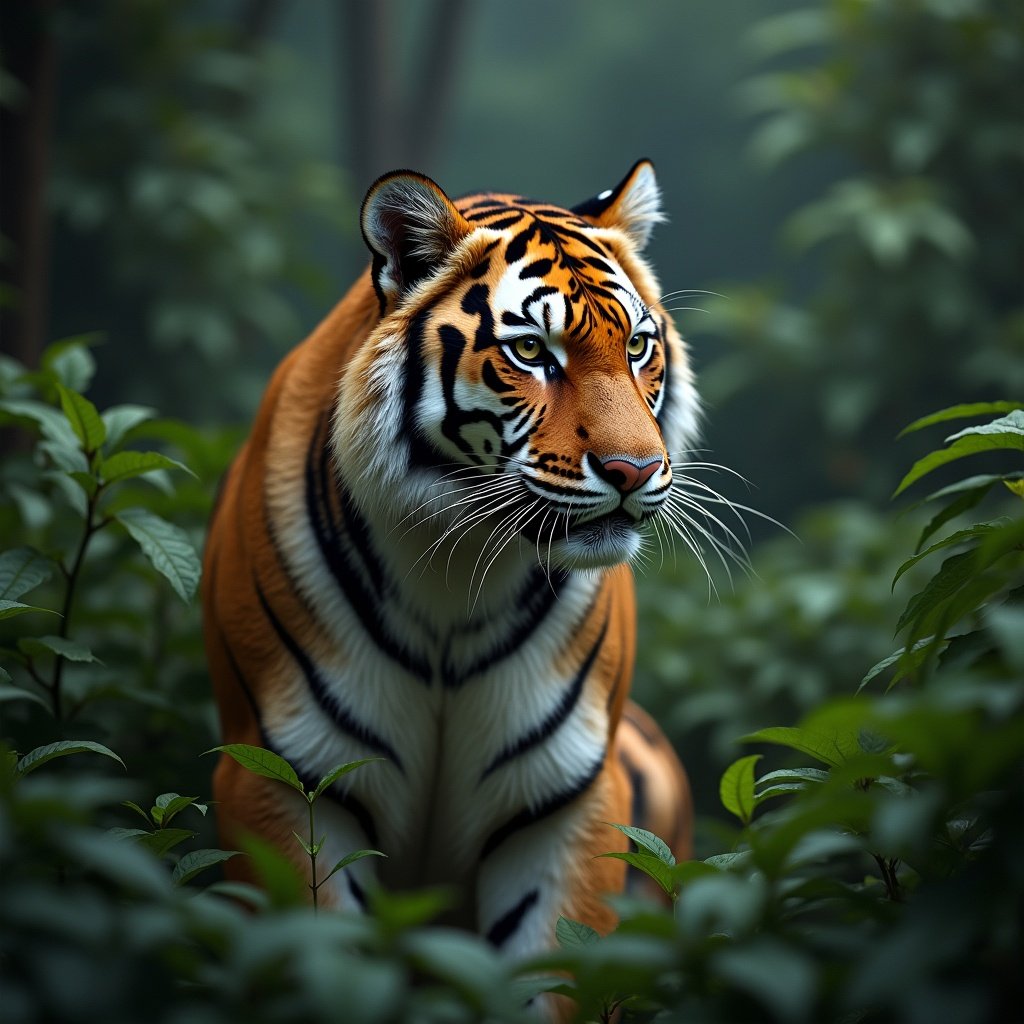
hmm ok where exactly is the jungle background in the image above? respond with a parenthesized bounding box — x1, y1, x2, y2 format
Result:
(1, 1, 1022, 1022)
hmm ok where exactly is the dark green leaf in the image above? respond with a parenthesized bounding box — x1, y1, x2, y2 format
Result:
(206, 743, 304, 793)
(15, 739, 125, 777)
(115, 508, 201, 603)
(172, 848, 240, 886)
(0, 547, 53, 601)
(859, 637, 940, 691)
(0, 600, 56, 621)
(894, 522, 1001, 588)
(153, 793, 202, 825)
(0, 398, 79, 447)
(137, 828, 196, 857)
(915, 482, 995, 553)
(121, 800, 152, 825)
(896, 549, 977, 637)
(555, 915, 601, 949)
(0, 683, 50, 711)
(894, 425, 1024, 497)
(321, 848, 387, 883)
(18, 635, 100, 664)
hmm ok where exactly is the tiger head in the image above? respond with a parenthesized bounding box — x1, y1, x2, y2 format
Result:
(335, 161, 700, 571)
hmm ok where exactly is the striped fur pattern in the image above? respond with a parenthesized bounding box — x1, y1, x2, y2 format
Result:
(203, 160, 696, 1002)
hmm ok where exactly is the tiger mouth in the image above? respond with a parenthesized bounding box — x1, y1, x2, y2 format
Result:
(566, 509, 642, 544)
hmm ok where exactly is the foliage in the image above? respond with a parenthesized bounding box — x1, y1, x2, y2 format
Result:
(47, 0, 351, 419)
(699, 0, 1024, 510)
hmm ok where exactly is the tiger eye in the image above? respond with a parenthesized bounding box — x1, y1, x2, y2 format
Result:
(514, 336, 543, 362)
(626, 333, 649, 358)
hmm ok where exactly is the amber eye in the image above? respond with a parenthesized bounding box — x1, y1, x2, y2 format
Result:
(512, 336, 544, 363)
(626, 333, 651, 359)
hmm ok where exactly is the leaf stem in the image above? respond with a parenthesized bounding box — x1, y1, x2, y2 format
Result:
(50, 480, 105, 720)
(308, 794, 319, 913)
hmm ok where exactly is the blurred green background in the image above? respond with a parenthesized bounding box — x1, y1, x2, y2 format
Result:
(3, 0, 1022, 831)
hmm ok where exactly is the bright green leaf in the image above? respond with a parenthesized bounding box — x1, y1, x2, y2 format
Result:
(599, 850, 676, 896)
(604, 822, 676, 865)
(719, 754, 762, 824)
(56, 383, 106, 452)
(206, 743, 304, 793)
(99, 450, 196, 486)
(741, 724, 860, 767)
(897, 401, 1023, 437)
(311, 757, 383, 803)
(894, 426, 1024, 497)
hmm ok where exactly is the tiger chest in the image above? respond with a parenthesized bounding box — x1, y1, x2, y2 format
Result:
(264, 572, 611, 893)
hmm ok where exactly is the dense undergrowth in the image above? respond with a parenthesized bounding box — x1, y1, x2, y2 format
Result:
(1, 341, 1022, 1024)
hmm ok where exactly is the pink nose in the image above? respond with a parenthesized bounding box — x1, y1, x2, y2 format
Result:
(594, 457, 663, 493)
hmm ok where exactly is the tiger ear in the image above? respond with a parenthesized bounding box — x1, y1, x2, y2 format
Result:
(571, 159, 665, 250)
(361, 171, 472, 312)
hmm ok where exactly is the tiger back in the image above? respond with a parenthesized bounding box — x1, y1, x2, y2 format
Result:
(202, 160, 697, 980)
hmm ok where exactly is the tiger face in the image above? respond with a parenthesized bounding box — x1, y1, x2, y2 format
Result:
(336, 161, 699, 572)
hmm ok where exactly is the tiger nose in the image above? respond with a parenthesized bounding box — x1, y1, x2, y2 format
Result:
(588, 454, 664, 493)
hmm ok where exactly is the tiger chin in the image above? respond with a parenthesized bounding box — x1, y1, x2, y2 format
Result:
(204, 159, 697, 1020)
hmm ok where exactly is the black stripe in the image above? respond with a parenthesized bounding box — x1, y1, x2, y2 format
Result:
(443, 568, 566, 687)
(486, 889, 540, 948)
(481, 752, 605, 860)
(481, 611, 608, 778)
(254, 579, 406, 773)
(304, 416, 432, 683)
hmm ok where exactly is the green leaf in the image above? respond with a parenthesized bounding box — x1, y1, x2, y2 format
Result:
(555, 915, 601, 950)
(43, 339, 99, 392)
(719, 754, 762, 825)
(107, 827, 152, 842)
(893, 522, 1002, 589)
(18, 635, 100, 664)
(859, 637, 940, 691)
(153, 793, 203, 826)
(101, 404, 156, 452)
(599, 850, 676, 896)
(321, 848, 387, 884)
(311, 757, 383, 803)
(897, 401, 1024, 437)
(137, 828, 196, 857)
(99, 450, 195, 486)
(740, 725, 860, 767)
(15, 739, 125, 777)
(604, 822, 676, 865)
(0, 398, 79, 447)
(56, 383, 106, 452)
(121, 800, 152, 825)
(115, 508, 201, 603)
(172, 848, 240, 886)
(0, 547, 53, 601)
(895, 549, 977, 637)
(894, 415, 1024, 497)
(206, 743, 304, 793)
(0, 684, 51, 711)
(914, 481, 997, 553)
(0, 600, 56, 621)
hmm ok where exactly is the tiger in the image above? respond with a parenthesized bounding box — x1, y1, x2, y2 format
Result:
(202, 159, 697, 1007)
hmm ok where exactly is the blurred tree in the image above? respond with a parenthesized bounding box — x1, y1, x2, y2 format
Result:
(338, 0, 473, 189)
